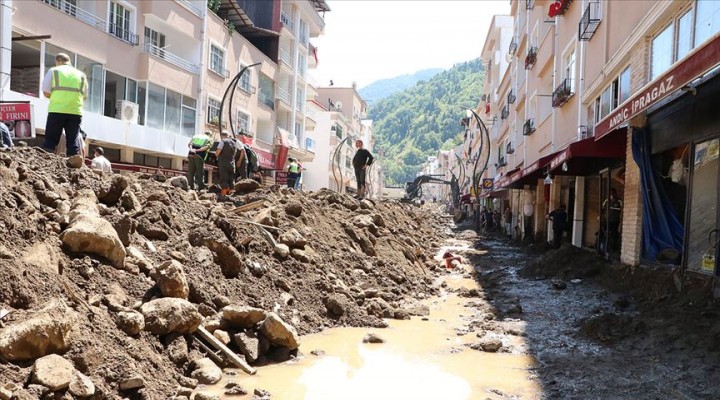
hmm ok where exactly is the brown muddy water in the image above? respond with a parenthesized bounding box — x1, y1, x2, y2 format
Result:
(201, 241, 542, 400)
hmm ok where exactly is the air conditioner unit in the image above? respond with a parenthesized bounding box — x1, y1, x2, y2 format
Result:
(116, 100, 139, 124)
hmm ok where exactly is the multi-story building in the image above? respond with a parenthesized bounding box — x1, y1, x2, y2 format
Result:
(0, 0, 328, 183)
(473, 0, 720, 278)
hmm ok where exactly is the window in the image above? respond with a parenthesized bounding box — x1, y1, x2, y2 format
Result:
(145, 82, 195, 133)
(651, 23, 674, 80)
(695, 0, 720, 47)
(565, 49, 576, 91)
(109, 2, 134, 43)
(258, 74, 274, 109)
(677, 9, 693, 61)
(126, 78, 138, 103)
(165, 89, 182, 134)
(599, 84, 613, 121)
(239, 64, 252, 92)
(144, 27, 166, 57)
(618, 67, 631, 104)
(147, 83, 166, 129)
(236, 110, 249, 134)
(305, 137, 315, 152)
(209, 44, 226, 76)
(76, 55, 103, 115)
(207, 97, 220, 124)
(181, 97, 197, 137)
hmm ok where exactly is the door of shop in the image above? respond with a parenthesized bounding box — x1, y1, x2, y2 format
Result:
(686, 138, 720, 275)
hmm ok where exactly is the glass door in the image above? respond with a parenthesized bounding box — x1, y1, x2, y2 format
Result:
(686, 138, 719, 274)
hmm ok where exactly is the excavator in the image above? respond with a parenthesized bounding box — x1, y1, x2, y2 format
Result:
(402, 174, 465, 222)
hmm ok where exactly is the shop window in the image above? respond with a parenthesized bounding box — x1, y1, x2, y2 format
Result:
(686, 139, 719, 273)
(651, 23, 674, 80)
(158, 157, 172, 169)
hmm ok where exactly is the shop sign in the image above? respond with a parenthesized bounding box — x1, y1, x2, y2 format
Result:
(0, 102, 34, 139)
(482, 178, 494, 191)
(275, 171, 288, 186)
(253, 147, 274, 169)
(595, 33, 720, 139)
(522, 161, 539, 177)
(549, 149, 569, 170)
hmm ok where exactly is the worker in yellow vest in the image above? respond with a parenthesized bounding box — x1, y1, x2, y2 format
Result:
(42, 53, 87, 157)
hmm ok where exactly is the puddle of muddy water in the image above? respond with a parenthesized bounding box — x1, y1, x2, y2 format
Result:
(205, 272, 542, 400)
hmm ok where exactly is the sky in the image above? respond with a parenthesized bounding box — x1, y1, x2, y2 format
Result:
(313, 0, 511, 89)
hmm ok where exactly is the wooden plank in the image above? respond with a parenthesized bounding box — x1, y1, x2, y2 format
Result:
(231, 200, 265, 214)
(196, 326, 256, 375)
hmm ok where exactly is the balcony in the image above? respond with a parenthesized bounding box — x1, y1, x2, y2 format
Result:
(523, 118, 536, 136)
(507, 89, 516, 105)
(109, 22, 139, 46)
(525, 47, 537, 70)
(276, 87, 291, 106)
(508, 36, 518, 56)
(501, 105, 509, 120)
(258, 91, 275, 110)
(41, 0, 106, 30)
(280, 11, 295, 33)
(143, 43, 199, 75)
(279, 48, 294, 70)
(552, 78, 574, 108)
(579, 1, 602, 41)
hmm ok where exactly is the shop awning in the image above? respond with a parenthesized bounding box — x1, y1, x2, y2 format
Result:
(494, 168, 520, 190)
(506, 152, 559, 188)
(548, 129, 627, 176)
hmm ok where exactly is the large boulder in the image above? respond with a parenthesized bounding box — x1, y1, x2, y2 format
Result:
(155, 260, 189, 299)
(60, 190, 126, 268)
(32, 354, 74, 391)
(221, 305, 266, 329)
(259, 313, 300, 350)
(0, 300, 77, 361)
(139, 298, 202, 335)
(189, 230, 245, 277)
(190, 358, 222, 384)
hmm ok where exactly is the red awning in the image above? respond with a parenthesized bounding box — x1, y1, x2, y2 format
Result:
(507, 152, 559, 188)
(548, 129, 627, 176)
(495, 168, 520, 190)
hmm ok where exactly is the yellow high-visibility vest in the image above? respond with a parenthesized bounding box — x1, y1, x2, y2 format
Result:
(48, 64, 86, 115)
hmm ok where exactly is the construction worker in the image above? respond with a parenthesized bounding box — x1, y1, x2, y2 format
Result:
(287, 158, 300, 188)
(187, 131, 212, 191)
(42, 53, 87, 156)
(215, 130, 236, 196)
(233, 133, 248, 181)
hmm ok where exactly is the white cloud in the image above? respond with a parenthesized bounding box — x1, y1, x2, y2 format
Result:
(312, 0, 511, 88)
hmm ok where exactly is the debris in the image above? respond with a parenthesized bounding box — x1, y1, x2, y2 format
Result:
(362, 333, 385, 344)
(118, 376, 145, 390)
(190, 358, 223, 385)
(196, 326, 256, 375)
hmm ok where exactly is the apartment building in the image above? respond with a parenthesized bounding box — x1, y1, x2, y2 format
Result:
(473, 0, 720, 279)
(0, 0, 328, 183)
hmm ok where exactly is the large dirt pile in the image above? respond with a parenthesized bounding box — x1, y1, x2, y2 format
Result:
(0, 147, 446, 399)
(520, 243, 607, 279)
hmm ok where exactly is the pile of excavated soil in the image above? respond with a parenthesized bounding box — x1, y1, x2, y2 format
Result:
(520, 243, 607, 279)
(0, 147, 447, 399)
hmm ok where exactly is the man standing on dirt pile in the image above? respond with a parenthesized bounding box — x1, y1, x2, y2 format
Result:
(215, 130, 236, 196)
(352, 139, 374, 200)
(41, 53, 87, 157)
(187, 131, 212, 191)
(547, 204, 567, 249)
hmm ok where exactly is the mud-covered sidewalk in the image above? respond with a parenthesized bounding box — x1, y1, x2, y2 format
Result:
(453, 226, 720, 400)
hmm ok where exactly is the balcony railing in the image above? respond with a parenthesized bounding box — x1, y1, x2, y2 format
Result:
(523, 118, 536, 136)
(143, 43, 199, 75)
(508, 36, 518, 56)
(508, 89, 516, 105)
(258, 91, 275, 110)
(552, 78, 574, 107)
(276, 87, 291, 105)
(280, 11, 294, 33)
(579, 1, 602, 41)
(526, 0, 534, 10)
(279, 48, 294, 69)
(109, 22, 139, 46)
(501, 105, 509, 120)
(525, 46, 538, 70)
(41, 0, 106, 30)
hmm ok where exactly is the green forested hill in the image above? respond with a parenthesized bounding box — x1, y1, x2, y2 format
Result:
(359, 68, 443, 103)
(369, 59, 484, 185)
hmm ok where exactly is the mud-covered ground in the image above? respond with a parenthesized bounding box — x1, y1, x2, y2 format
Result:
(453, 225, 720, 399)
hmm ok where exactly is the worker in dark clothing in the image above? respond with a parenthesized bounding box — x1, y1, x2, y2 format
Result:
(352, 139, 374, 200)
(214, 130, 236, 196)
(547, 204, 567, 249)
(602, 188, 623, 253)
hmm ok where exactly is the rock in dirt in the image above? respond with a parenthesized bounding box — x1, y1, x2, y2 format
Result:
(195, 392, 220, 400)
(225, 383, 248, 396)
(32, 354, 74, 391)
(253, 388, 271, 399)
(68, 370, 95, 398)
(191, 358, 222, 384)
(221, 305, 266, 329)
(325, 294, 348, 318)
(234, 179, 261, 194)
(278, 228, 306, 249)
(66, 155, 84, 169)
(98, 174, 129, 205)
(116, 310, 145, 336)
(290, 248, 311, 263)
(213, 329, 231, 345)
(118, 375, 145, 390)
(233, 332, 260, 363)
(155, 260, 190, 299)
(166, 176, 189, 191)
(0, 300, 77, 361)
(0, 386, 12, 400)
(120, 190, 141, 211)
(551, 279, 567, 290)
(362, 333, 385, 344)
(259, 312, 300, 350)
(470, 338, 503, 353)
(140, 298, 202, 335)
(284, 202, 303, 217)
(189, 230, 245, 277)
(365, 297, 393, 319)
(60, 190, 126, 268)
(273, 244, 290, 259)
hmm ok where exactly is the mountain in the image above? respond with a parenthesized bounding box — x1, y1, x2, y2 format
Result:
(368, 59, 485, 186)
(359, 68, 444, 103)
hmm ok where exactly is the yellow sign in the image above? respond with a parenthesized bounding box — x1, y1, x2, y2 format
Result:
(702, 253, 716, 273)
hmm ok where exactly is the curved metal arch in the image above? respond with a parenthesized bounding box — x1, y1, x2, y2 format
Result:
(332, 136, 350, 193)
(467, 109, 491, 230)
(217, 63, 262, 135)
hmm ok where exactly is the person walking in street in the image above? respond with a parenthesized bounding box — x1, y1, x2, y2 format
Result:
(187, 131, 211, 191)
(215, 130, 236, 196)
(42, 53, 87, 157)
(287, 158, 300, 189)
(90, 147, 112, 173)
(504, 206, 513, 238)
(352, 139, 374, 200)
(602, 188, 623, 253)
(547, 204, 568, 249)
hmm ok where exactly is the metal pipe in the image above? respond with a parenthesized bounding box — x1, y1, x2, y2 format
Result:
(332, 136, 350, 193)
(219, 62, 261, 135)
